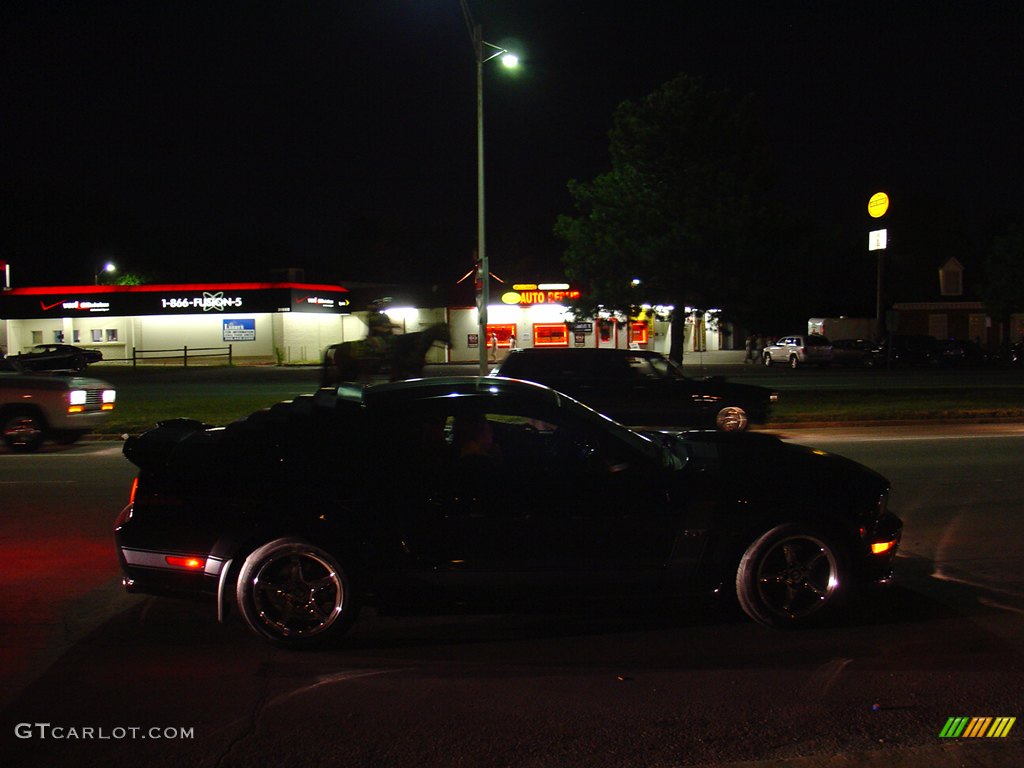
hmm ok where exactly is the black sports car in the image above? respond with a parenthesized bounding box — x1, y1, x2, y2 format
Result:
(492, 348, 777, 431)
(13, 343, 103, 372)
(115, 377, 901, 648)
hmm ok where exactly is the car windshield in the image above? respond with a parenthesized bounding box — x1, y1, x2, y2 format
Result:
(550, 391, 678, 466)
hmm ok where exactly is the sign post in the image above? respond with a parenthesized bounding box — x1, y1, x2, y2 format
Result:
(868, 192, 890, 340)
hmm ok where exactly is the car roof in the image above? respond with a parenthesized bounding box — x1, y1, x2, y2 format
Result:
(321, 375, 568, 410)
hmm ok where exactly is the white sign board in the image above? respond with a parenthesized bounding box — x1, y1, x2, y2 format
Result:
(869, 228, 888, 251)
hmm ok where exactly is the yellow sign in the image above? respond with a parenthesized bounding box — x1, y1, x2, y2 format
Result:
(501, 289, 581, 306)
(868, 192, 889, 218)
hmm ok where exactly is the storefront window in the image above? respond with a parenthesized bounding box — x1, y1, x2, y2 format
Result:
(533, 323, 569, 347)
(106, 329, 119, 342)
(54, 331, 65, 343)
(31, 330, 42, 344)
(485, 324, 518, 348)
(91, 329, 102, 343)
(629, 321, 649, 346)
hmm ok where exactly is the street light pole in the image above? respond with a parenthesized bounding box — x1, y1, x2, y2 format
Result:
(473, 21, 489, 376)
(461, 0, 516, 375)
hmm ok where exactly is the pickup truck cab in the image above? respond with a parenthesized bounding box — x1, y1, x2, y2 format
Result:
(0, 356, 117, 452)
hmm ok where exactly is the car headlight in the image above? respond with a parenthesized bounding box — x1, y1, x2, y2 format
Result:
(68, 390, 88, 406)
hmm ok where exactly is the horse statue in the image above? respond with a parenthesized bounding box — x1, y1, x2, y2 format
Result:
(321, 322, 450, 386)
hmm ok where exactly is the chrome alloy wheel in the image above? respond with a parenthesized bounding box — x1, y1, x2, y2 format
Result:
(715, 406, 749, 432)
(752, 534, 839, 621)
(251, 551, 345, 639)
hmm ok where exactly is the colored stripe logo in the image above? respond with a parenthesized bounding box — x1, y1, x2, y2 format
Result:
(940, 716, 1015, 738)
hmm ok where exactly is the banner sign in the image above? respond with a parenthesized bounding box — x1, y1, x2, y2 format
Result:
(0, 283, 350, 320)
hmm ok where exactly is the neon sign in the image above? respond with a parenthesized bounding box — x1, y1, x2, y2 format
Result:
(501, 289, 580, 306)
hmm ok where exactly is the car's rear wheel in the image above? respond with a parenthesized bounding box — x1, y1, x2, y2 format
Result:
(715, 406, 749, 432)
(789, 355, 799, 369)
(736, 523, 848, 627)
(236, 537, 358, 648)
(3, 413, 46, 453)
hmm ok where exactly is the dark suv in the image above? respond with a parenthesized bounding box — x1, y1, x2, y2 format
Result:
(492, 348, 777, 431)
(869, 335, 941, 367)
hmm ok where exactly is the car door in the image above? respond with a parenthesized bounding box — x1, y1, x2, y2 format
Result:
(395, 399, 680, 599)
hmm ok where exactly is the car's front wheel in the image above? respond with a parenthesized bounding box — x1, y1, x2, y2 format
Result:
(236, 537, 359, 648)
(762, 353, 773, 367)
(715, 406, 749, 432)
(3, 412, 46, 453)
(735, 523, 848, 627)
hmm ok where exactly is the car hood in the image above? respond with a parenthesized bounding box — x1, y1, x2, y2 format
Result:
(0, 371, 115, 390)
(668, 430, 890, 519)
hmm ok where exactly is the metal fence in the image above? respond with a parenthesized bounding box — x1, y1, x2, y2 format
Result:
(119, 345, 234, 366)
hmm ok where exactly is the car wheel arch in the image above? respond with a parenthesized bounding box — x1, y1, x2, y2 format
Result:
(716, 508, 855, 586)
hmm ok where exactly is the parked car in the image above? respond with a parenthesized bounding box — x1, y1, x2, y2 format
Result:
(830, 338, 876, 367)
(937, 338, 988, 367)
(1, 355, 117, 452)
(991, 340, 1024, 367)
(869, 335, 941, 367)
(115, 376, 901, 648)
(492, 348, 777, 431)
(12, 343, 103, 372)
(761, 335, 833, 368)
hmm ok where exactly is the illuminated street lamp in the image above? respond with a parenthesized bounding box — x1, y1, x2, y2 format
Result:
(95, 261, 116, 285)
(460, 0, 518, 374)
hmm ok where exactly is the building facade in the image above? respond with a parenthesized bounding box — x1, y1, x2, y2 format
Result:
(0, 282, 354, 364)
(1, 278, 737, 366)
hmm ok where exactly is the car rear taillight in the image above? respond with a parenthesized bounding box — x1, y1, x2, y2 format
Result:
(128, 477, 139, 505)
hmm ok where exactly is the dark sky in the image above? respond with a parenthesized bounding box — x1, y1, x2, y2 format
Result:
(2, 1, 1022, 294)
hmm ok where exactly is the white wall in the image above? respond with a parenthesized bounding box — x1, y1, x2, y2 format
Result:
(277, 312, 344, 364)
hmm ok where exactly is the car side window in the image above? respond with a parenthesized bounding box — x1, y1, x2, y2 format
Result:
(437, 407, 640, 492)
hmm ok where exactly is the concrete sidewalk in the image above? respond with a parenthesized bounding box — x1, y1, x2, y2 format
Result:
(432, 349, 750, 376)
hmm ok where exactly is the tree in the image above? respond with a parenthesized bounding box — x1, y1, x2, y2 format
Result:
(555, 74, 782, 360)
(983, 224, 1024, 336)
(113, 272, 148, 285)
